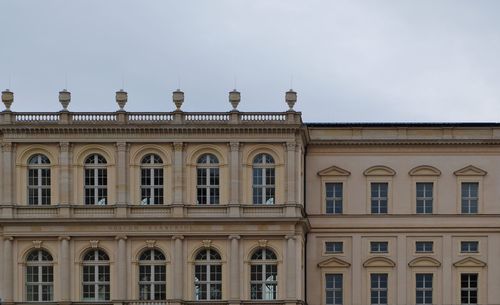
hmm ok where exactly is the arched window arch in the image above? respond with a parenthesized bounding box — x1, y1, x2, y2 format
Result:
(139, 249, 166, 300)
(196, 153, 220, 205)
(194, 248, 222, 300)
(82, 249, 110, 301)
(84, 154, 107, 205)
(250, 248, 277, 300)
(140, 154, 164, 205)
(252, 153, 275, 205)
(28, 154, 51, 205)
(26, 249, 53, 301)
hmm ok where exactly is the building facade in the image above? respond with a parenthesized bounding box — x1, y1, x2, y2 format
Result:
(1, 88, 500, 305)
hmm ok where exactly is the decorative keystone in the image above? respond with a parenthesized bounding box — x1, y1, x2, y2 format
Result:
(2, 89, 14, 111)
(229, 89, 240, 110)
(285, 89, 297, 110)
(173, 89, 184, 111)
(59, 89, 71, 111)
(116, 89, 128, 111)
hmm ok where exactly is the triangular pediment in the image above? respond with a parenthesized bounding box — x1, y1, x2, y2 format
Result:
(363, 256, 396, 268)
(409, 165, 441, 176)
(364, 165, 396, 176)
(454, 165, 487, 176)
(453, 257, 486, 267)
(318, 165, 351, 177)
(317, 256, 351, 268)
(408, 257, 441, 267)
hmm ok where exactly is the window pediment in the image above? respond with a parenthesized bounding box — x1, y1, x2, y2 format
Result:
(317, 256, 351, 268)
(453, 257, 486, 268)
(363, 165, 396, 177)
(408, 257, 441, 267)
(317, 165, 351, 177)
(363, 256, 396, 268)
(454, 165, 487, 176)
(409, 165, 441, 176)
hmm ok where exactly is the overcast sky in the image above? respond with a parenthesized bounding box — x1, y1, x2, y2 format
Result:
(1, 0, 500, 122)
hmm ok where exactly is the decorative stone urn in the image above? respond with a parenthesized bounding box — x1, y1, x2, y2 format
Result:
(229, 89, 240, 110)
(285, 89, 297, 110)
(59, 89, 71, 111)
(1, 89, 14, 111)
(173, 89, 184, 111)
(116, 89, 128, 111)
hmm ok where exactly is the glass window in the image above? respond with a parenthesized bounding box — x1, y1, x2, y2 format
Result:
(371, 183, 388, 214)
(252, 153, 276, 205)
(194, 248, 222, 300)
(325, 274, 343, 305)
(415, 241, 433, 253)
(416, 273, 432, 305)
(140, 154, 164, 205)
(26, 250, 53, 302)
(196, 154, 220, 205)
(370, 242, 388, 253)
(82, 249, 110, 301)
(461, 182, 478, 214)
(461, 273, 478, 305)
(326, 183, 343, 214)
(325, 242, 343, 254)
(27, 154, 51, 205)
(370, 273, 388, 305)
(461, 241, 479, 253)
(416, 182, 433, 214)
(139, 249, 166, 300)
(84, 154, 108, 205)
(250, 248, 278, 300)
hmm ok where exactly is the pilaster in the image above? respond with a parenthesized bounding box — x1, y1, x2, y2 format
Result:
(172, 235, 184, 300)
(229, 235, 241, 302)
(115, 235, 128, 300)
(2, 142, 13, 205)
(3, 236, 14, 302)
(172, 143, 184, 217)
(59, 142, 71, 206)
(59, 236, 71, 301)
(116, 142, 128, 206)
(285, 235, 297, 300)
(229, 142, 240, 217)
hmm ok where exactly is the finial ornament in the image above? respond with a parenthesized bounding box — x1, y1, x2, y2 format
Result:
(59, 89, 71, 111)
(2, 89, 14, 111)
(229, 89, 240, 110)
(173, 89, 184, 111)
(285, 89, 297, 110)
(116, 89, 128, 111)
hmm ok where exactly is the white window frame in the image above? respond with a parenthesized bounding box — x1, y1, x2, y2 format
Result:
(140, 154, 164, 205)
(27, 154, 51, 205)
(250, 248, 278, 300)
(84, 154, 108, 205)
(26, 250, 54, 302)
(196, 154, 220, 205)
(252, 153, 276, 205)
(194, 248, 222, 300)
(82, 249, 110, 301)
(138, 249, 166, 300)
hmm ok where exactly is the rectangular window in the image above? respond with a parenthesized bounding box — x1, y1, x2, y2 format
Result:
(415, 241, 433, 253)
(370, 273, 388, 305)
(461, 241, 479, 253)
(461, 273, 478, 305)
(461, 182, 478, 214)
(325, 242, 343, 254)
(416, 273, 432, 305)
(325, 274, 343, 305)
(371, 183, 388, 214)
(370, 242, 388, 253)
(416, 182, 433, 214)
(326, 183, 343, 214)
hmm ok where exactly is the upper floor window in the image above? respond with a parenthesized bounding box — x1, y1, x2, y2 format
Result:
(250, 248, 277, 300)
(194, 248, 222, 300)
(416, 182, 433, 214)
(140, 154, 164, 205)
(325, 182, 343, 214)
(28, 154, 51, 205)
(82, 249, 110, 301)
(461, 182, 478, 214)
(196, 154, 220, 205)
(370, 242, 388, 253)
(325, 273, 343, 305)
(461, 241, 479, 253)
(252, 153, 275, 205)
(26, 249, 53, 302)
(325, 242, 343, 254)
(371, 183, 388, 214)
(84, 154, 107, 205)
(415, 241, 433, 253)
(139, 249, 166, 300)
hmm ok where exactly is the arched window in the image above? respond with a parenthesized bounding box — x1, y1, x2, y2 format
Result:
(84, 154, 107, 205)
(250, 248, 277, 300)
(28, 154, 51, 205)
(252, 153, 275, 205)
(26, 249, 53, 301)
(82, 249, 110, 301)
(140, 154, 164, 205)
(196, 154, 220, 205)
(139, 249, 166, 300)
(194, 248, 222, 300)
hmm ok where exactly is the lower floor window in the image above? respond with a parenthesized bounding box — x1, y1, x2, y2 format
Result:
(82, 265, 110, 300)
(371, 273, 388, 305)
(416, 273, 432, 305)
(461, 273, 478, 305)
(326, 273, 343, 305)
(250, 264, 277, 300)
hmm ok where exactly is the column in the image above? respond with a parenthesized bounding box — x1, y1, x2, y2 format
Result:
(228, 235, 241, 302)
(3, 236, 13, 302)
(172, 143, 184, 217)
(285, 235, 297, 301)
(116, 235, 128, 300)
(2, 142, 13, 205)
(59, 142, 71, 205)
(172, 235, 184, 300)
(229, 142, 240, 217)
(116, 142, 128, 205)
(59, 236, 71, 302)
